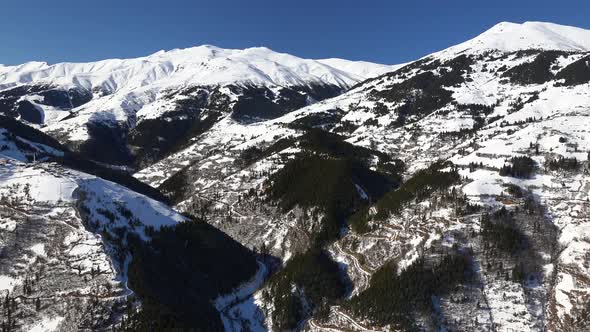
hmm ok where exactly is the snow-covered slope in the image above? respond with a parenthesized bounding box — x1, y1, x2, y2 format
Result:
(436, 21, 590, 58)
(0, 126, 184, 330)
(0, 45, 397, 167)
(3, 20, 590, 331)
(317, 58, 403, 80)
(0, 45, 394, 91)
(134, 21, 590, 331)
(0, 117, 260, 331)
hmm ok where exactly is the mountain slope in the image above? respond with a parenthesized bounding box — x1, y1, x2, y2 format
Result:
(2, 20, 590, 332)
(0, 45, 395, 91)
(134, 21, 590, 331)
(283, 21, 590, 332)
(0, 118, 259, 331)
(442, 21, 590, 55)
(0, 46, 396, 167)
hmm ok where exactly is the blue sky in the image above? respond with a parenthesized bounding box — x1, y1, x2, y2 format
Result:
(1, 0, 589, 65)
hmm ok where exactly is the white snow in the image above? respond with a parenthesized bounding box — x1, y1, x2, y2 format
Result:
(0, 163, 80, 203)
(29, 243, 46, 256)
(317, 58, 403, 79)
(437, 21, 590, 58)
(555, 273, 575, 315)
(79, 177, 186, 238)
(0, 44, 399, 144)
(27, 316, 64, 332)
(0, 275, 20, 293)
(0, 45, 392, 107)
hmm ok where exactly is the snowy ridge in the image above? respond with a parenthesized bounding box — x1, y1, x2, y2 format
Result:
(317, 58, 403, 81)
(0, 127, 188, 330)
(0, 45, 394, 92)
(131, 21, 590, 331)
(0, 45, 397, 154)
(437, 21, 590, 58)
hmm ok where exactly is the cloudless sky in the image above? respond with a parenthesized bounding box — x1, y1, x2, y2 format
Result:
(1, 0, 589, 65)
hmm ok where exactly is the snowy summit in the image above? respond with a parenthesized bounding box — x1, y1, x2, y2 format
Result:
(0, 45, 397, 92)
(437, 21, 590, 57)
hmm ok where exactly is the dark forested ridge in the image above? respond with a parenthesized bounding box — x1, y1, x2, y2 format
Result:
(115, 217, 258, 331)
(259, 129, 404, 329)
(349, 161, 460, 233)
(345, 252, 472, 330)
(265, 250, 347, 331)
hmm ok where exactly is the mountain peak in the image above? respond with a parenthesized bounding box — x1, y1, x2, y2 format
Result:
(0, 44, 397, 94)
(439, 21, 590, 56)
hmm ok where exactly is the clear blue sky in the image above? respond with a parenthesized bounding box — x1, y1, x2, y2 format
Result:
(2, 0, 589, 65)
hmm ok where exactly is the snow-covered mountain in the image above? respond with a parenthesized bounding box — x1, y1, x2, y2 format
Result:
(0, 45, 397, 167)
(0, 45, 396, 91)
(134, 21, 590, 331)
(0, 116, 261, 330)
(2, 20, 590, 331)
(440, 21, 590, 55)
